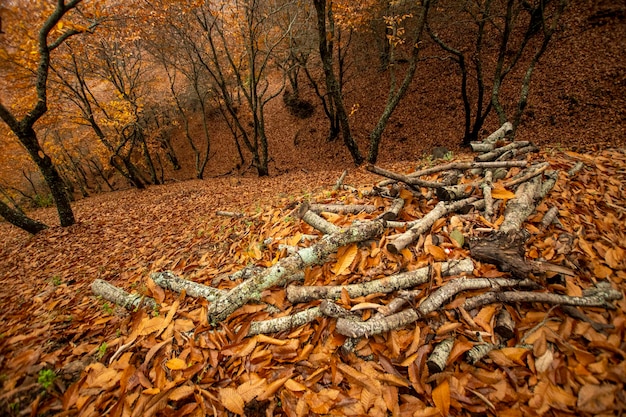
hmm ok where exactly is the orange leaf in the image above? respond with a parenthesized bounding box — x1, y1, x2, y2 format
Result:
(219, 387, 245, 415)
(491, 187, 516, 200)
(284, 378, 307, 392)
(605, 247, 625, 269)
(169, 385, 194, 401)
(425, 244, 447, 261)
(165, 358, 187, 371)
(332, 244, 358, 275)
(432, 379, 450, 416)
(474, 305, 497, 332)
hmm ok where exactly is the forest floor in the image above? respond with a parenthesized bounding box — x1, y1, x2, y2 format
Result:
(0, 145, 625, 416)
(1, 2, 625, 415)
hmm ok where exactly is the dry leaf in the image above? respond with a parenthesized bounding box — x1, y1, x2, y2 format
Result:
(432, 379, 450, 416)
(219, 387, 245, 415)
(165, 358, 187, 371)
(491, 187, 516, 200)
(332, 244, 358, 275)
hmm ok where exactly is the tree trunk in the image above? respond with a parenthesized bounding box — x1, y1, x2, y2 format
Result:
(313, 0, 363, 165)
(0, 200, 48, 234)
(367, 0, 431, 163)
(19, 127, 75, 226)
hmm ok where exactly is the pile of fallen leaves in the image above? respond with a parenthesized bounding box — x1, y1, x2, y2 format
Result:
(0, 148, 625, 416)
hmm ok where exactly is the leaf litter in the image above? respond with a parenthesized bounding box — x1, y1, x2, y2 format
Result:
(0, 148, 625, 416)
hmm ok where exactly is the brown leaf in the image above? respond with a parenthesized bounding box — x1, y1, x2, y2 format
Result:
(332, 244, 358, 275)
(432, 379, 450, 416)
(219, 387, 245, 415)
(165, 358, 187, 371)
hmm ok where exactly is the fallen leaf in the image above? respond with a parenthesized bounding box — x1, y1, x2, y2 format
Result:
(432, 379, 450, 416)
(219, 387, 245, 415)
(165, 358, 187, 371)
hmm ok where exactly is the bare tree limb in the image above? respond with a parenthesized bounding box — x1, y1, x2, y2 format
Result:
(387, 197, 479, 254)
(462, 283, 622, 311)
(151, 271, 225, 302)
(207, 219, 386, 324)
(92, 279, 157, 310)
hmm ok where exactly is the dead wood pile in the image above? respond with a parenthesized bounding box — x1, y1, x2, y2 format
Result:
(88, 131, 625, 416)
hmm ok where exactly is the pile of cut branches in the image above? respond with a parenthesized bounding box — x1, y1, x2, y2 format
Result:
(84, 137, 624, 416)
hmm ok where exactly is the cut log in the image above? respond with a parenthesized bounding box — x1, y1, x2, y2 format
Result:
(475, 140, 530, 162)
(484, 122, 513, 143)
(469, 231, 575, 279)
(494, 308, 515, 341)
(92, 279, 157, 310)
(151, 271, 225, 302)
(387, 197, 479, 254)
(286, 258, 474, 303)
(206, 219, 386, 324)
(427, 338, 455, 374)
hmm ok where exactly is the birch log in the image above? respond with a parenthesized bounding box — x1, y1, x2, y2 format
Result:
(206, 219, 386, 324)
(286, 258, 474, 303)
(92, 279, 157, 310)
(387, 197, 478, 254)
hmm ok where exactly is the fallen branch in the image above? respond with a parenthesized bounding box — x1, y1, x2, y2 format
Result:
(286, 258, 474, 303)
(92, 279, 157, 310)
(484, 122, 513, 144)
(567, 161, 584, 177)
(482, 170, 494, 221)
(377, 198, 405, 221)
(207, 219, 386, 324)
(335, 276, 536, 338)
(462, 282, 622, 311)
(476, 141, 531, 162)
(298, 205, 340, 234)
(333, 170, 348, 190)
(248, 307, 322, 336)
(412, 160, 528, 178)
(216, 211, 244, 218)
(151, 271, 225, 302)
(387, 197, 479, 254)
(503, 162, 549, 189)
(366, 164, 443, 188)
(308, 203, 378, 214)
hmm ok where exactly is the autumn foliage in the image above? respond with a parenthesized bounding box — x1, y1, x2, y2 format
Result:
(0, 0, 625, 416)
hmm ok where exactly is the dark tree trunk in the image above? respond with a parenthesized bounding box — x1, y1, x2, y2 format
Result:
(0, 0, 83, 231)
(0, 200, 48, 234)
(19, 127, 76, 226)
(313, 0, 363, 165)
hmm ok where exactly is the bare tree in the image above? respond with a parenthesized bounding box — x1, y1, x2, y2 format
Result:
(0, 0, 92, 231)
